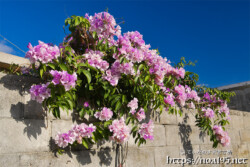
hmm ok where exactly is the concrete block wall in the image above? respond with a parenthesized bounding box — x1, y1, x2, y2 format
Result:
(0, 72, 250, 167)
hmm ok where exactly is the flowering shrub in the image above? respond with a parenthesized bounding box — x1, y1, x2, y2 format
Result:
(24, 12, 235, 152)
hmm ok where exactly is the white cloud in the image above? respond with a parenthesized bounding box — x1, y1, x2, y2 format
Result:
(0, 40, 15, 54)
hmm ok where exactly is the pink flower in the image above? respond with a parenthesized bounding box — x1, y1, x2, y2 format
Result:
(60, 71, 77, 91)
(128, 98, 138, 113)
(177, 68, 185, 78)
(86, 12, 121, 44)
(54, 131, 75, 148)
(136, 108, 146, 121)
(25, 41, 60, 64)
(139, 120, 154, 140)
(94, 107, 113, 121)
(54, 123, 96, 148)
(202, 107, 214, 118)
(130, 110, 136, 115)
(109, 117, 130, 143)
(219, 102, 230, 116)
(102, 60, 135, 86)
(174, 85, 187, 106)
(164, 93, 175, 106)
(213, 125, 230, 147)
(102, 69, 120, 86)
(50, 70, 77, 91)
(30, 83, 51, 103)
(83, 50, 109, 71)
(84, 101, 89, 108)
(186, 86, 200, 102)
(72, 123, 96, 140)
(50, 70, 61, 85)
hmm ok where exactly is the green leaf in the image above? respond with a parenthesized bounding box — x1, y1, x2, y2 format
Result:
(66, 99, 74, 110)
(78, 63, 87, 67)
(115, 101, 122, 111)
(111, 95, 121, 106)
(97, 39, 104, 46)
(52, 107, 60, 118)
(126, 117, 131, 125)
(92, 31, 97, 39)
(104, 120, 112, 128)
(40, 68, 44, 78)
(122, 95, 127, 104)
(47, 63, 56, 69)
(145, 75, 150, 82)
(82, 139, 89, 149)
(131, 126, 138, 133)
(59, 63, 68, 71)
(82, 70, 91, 83)
(138, 64, 144, 71)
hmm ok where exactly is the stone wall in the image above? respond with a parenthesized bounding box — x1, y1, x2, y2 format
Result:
(218, 82, 250, 112)
(0, 53, 249, 167)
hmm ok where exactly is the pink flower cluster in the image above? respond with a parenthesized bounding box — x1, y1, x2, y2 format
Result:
(202, 107, 215, 118)
(136, 108, 146, 121)
(30, 83, 51, 103)
(202, 92, 230, 119)
(174, 85, 200, 107)
(219, 102, 230, 117)
(55, 123, 96, 148)
(213, 125, 230, 147)
(145, 53, 185, 85)
(203, 92, 217, 103)
(86, 12, 121, 44)
(94, 107, 113, 121)
(116, 31, 145, 63)
(109, 117, 130, 144)
(138, 120, 154, 140)
(85, 13, 187, 87)
(164, 93, 175, 107)
(83, 50, 109, 71)
(50, 70, 77, 91)
(127, 98, 138, 114)
(103, 60, 135, 86)
(25, 41, 60, 64)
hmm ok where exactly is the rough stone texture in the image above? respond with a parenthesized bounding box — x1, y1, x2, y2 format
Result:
(240, 130, 250, 143)
(165, 125, 182, 146)
(0, 73, 24, 118)
(0, 118, 50, 154)
(0, 154, 19, 167)
(0, 52, 250, 167)
(126, 148, 155, 167)
(0, 52, 30, 69)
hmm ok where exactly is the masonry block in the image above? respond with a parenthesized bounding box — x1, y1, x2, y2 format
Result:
(165, 125, 182, 146)
(230, 115, 244, 129)
(19, 152, 79, 167)
(126, 148, 155, 167)
(240, 130, 250, 143)
(0, 73, 23, 118)
(154, 146, 180, 167)
(0, 154, 19, 167)
(0, 118, 50, 153)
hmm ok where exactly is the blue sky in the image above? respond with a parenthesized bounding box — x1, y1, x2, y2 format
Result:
(0, 0, 249, 87)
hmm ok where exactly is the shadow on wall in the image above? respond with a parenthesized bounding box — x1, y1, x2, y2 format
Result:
(0, 74, 47, 139)
(0, 73, 205, 166)
(178, 114, 194, 161)
(49, 137, 118, 166)
(0, 73, 120, 166)
(178, 112, 206, 163)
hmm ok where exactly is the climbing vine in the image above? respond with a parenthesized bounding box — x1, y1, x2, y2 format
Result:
(22, 12, 235, 155)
